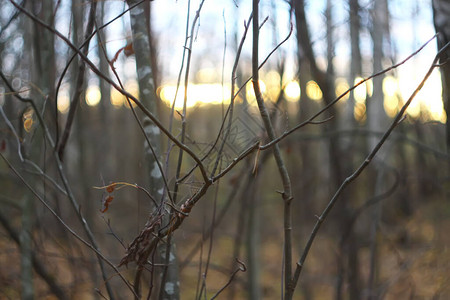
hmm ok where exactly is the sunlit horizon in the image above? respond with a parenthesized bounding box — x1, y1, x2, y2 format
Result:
(54, 68, 445, 124)
(45, 0, 446, 125)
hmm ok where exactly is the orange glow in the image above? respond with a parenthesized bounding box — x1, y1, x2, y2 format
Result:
(160, 83, 232, 109)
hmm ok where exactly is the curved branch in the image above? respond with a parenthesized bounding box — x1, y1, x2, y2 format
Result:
(289, 40, 450, 294)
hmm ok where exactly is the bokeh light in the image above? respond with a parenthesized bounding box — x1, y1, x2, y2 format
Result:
(306, 80, 322, 101)
(160, 83, 232, 109)
(335, 78, 350, 101)
(57, 88, 70, 114)
(86, 86, 101, 107)
(284, 81, 301, 102)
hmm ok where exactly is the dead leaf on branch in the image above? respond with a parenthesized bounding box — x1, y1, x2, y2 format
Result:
(119, 214, 162, 268)
(110, 41, 134, 67)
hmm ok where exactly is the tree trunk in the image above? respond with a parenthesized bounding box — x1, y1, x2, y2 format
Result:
(432, 0, 450, 152)
(367, 1, 389, 298)
(21, 0, 58, 297)
(126, 1, 179, 299)
(246, 174, 261, 300)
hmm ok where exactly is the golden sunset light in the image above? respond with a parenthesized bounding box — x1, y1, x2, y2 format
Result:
(86, 86, 101, 107)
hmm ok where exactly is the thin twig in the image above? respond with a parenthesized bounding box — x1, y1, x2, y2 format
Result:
(199, 174, 220, 296)
(252, 2, 294, 299)
(340, 164, 400, 245)
(210, 258, 247, 300)
(172, 0, 207, 200)
(163, 0, 192, 202)
(209, 12, 252, 177)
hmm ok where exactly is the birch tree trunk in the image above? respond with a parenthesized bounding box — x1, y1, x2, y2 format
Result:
(126, 1, 180, 299)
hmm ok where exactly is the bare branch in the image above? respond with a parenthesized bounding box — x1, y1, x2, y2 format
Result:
(210, 258, 247, 300)
(252, 1, 294, 298)
(290, 40, 450, 293)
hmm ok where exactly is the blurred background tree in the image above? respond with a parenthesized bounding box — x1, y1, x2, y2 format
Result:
(0, 0, 449, 299)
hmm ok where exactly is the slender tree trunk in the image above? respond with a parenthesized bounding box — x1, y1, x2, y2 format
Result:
(229, 170, 248, 299)
(344, 2, 363, 300)
(30, 0, 56, 101)
(367, 1, 389, 298)
(432, 0, 450, 152)
(345, 0, 362, 134)
(126, 1, 179, 299)
(97, 1, 113, 176)
(293, 1, 364, 299)
(21, 0, 57, 297)
(20, 195, 33, 300)
(326, 0, 334, 77)
(253, 2, 293, 298)
(246, 174, 261, 300)
(69, 2, 101, 295)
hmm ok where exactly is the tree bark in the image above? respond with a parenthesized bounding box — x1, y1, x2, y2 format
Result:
(126, 1, 179, 299)
(367, 1, 390, 299)
(432, 0, 450, 152)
